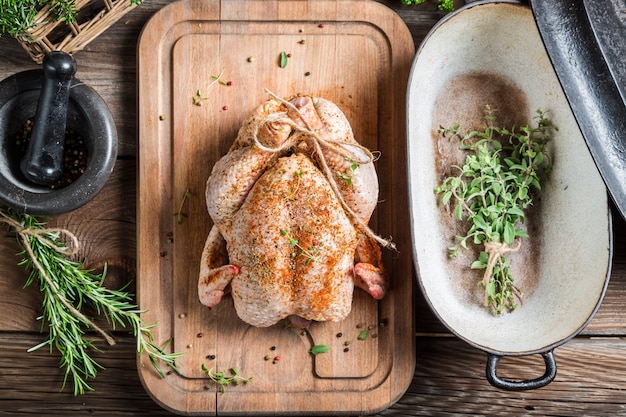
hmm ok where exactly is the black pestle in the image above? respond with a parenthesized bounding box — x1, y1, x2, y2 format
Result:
(20, 51, 77, 185)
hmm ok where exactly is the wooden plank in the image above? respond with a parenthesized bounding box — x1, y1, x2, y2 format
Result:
(4, 333, 626, 416)
(399, 336, 626, 416)
(0, 333, 176, 416)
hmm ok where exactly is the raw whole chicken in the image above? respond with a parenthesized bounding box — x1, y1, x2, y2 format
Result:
(198, 93, 388, 327)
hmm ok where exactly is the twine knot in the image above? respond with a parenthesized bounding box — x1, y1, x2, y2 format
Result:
(482, 240, 521, 307)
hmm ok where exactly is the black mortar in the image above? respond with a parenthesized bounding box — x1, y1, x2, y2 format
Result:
(0, 66, 117, 215)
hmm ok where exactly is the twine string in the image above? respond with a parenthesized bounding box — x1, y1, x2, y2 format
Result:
(252, 90, 396, 250)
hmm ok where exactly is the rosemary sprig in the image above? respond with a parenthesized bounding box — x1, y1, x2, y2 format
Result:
(434, 106, 554, 315)
(0, 207, 184, 395)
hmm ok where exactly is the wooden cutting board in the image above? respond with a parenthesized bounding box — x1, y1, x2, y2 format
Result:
(136, 0, 415, 414)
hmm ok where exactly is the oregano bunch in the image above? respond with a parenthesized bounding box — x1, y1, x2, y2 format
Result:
(434, 106, 554, 315)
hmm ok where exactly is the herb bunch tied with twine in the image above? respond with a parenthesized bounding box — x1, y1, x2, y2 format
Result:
(0, 206, 184, 395)
(434, 106, 554, 315)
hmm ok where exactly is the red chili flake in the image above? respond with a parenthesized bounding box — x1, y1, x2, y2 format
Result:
(318, 23, 325, 28)
(222, 105, 228, 111)
(226, 81, 233, 86)
(311, 241, 317, 246)
(287, 53, 292, 58)
(272, 355, 281, 364)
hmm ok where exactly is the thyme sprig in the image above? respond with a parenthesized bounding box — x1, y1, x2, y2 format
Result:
(279, 228, 320, 264)
(434, 106, 554, 315)
(174, 188, 191, 224)
(337, 158, 359, 186)
(201, 365, 252, 393)
(0, 207, 184, 395)
(192, 68, 226, 106)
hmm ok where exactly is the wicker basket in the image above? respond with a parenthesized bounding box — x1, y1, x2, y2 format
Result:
(19, 0, 138, 64)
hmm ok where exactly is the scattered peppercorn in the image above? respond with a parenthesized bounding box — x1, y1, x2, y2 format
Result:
(336, 332, 343, 338)
(287, 53, 292, 58)
(159, 114, 166, 121)
(343, 347, 349, 353)
(264, 355, 271, 361)
(270, 346, 276, 351)
(247, 56, 255, 62)
(160, 251, 167, 257)
(196, 332, 203, 338)
(222, 105, 228, 111)
(206, 354, 216, 360)
(305, 71, 311, 76)
(298, 39, 306, 45)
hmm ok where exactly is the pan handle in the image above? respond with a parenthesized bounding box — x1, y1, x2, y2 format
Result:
(486, 350, 556, 390)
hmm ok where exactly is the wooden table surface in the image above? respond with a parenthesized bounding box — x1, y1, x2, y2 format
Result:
(2, 1, 626, 415)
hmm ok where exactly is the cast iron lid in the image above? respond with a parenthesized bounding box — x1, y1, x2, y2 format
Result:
(529, 0, 626, 220)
